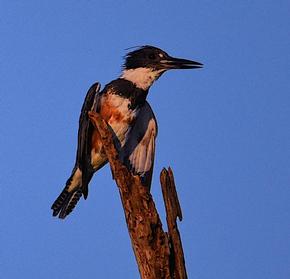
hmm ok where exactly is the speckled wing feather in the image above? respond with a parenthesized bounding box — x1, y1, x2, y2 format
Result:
(76, 82, 101, 198)
(121, 102, 157, 189)
(51, 82, 101, 218)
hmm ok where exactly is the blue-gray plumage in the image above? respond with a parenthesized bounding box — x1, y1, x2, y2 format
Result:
(51, 45, 202, 219)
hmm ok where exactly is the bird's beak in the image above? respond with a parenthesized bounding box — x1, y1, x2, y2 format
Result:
(160, 56, 203, 70)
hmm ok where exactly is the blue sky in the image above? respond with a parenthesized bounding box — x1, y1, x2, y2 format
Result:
(1, 1, 289, 278)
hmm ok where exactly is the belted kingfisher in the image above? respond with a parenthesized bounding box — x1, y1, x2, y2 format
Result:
(51, 45, 202, 219)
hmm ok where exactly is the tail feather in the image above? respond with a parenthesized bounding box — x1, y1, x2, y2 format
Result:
(61, 189, 82, 218)
(51, 167, 83, 219)
(51, 187, 69, 217)
(51, 187, 82, 219)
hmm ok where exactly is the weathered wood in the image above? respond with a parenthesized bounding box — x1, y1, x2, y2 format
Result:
(160, 168, 187, 279)
(88, 111, 187, 279)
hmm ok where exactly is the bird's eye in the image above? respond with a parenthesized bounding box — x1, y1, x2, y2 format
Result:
(149, 53, 156, 60)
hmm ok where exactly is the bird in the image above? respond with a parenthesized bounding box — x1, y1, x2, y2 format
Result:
(51, 45, 202, 219)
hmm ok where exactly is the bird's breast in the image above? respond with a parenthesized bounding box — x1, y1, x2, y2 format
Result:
(100, 93, 139, 145)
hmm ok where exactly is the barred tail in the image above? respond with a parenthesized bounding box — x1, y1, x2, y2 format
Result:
(51, 168, 83, 219)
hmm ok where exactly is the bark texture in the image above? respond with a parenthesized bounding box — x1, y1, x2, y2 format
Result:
(88, 111, 187, 279)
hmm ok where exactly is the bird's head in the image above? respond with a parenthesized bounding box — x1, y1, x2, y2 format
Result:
(121, 45, 202, 90)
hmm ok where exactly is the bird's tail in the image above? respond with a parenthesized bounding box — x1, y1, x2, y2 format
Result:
(51, 168, 83, 219)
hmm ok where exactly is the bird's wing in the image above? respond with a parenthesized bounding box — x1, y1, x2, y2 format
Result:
(121, 102, 157, 189)
(76, 82, 101, 198)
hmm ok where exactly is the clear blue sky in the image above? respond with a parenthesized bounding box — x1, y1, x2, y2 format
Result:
(1, 1, 289, 278)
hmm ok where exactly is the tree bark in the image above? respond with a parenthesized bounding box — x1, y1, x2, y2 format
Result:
(160, 168, 187, 279)
(88, 112, 187, 279)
